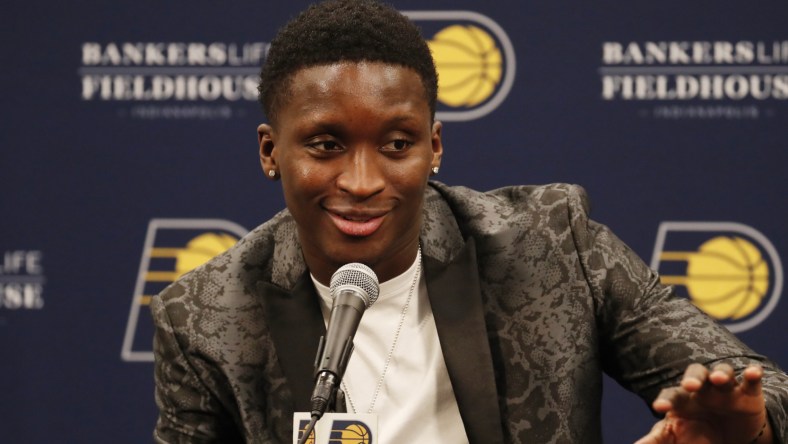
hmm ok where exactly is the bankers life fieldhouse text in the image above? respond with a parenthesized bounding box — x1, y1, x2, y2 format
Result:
(79, 42, 268, 102)
(600, 40, 788, 101)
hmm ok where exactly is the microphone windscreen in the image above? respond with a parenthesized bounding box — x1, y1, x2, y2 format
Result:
(329, 263, 380, 308)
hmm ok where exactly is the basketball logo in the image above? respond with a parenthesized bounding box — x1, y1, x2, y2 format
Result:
(121, 218, 247, 361)
(651, 221, 783, 332)
(329, 420, 373, 444)
(293, 413, 377, 443)
(661, 236, 768, 320)
(404, 10, 516, 121)
(428, 25, 503, 107)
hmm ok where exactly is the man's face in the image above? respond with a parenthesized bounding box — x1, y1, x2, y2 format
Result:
(258, 62, 442, 284)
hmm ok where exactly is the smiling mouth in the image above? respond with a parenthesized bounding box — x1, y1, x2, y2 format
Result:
(327, 211, 386, 237)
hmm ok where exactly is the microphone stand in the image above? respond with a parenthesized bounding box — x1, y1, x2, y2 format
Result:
(298, 334, 353, 444)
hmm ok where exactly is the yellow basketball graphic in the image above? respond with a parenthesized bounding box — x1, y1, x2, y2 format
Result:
(683, 236, 769, 320)
(339, 423, 370, 443)
(175, 232, 238, 276)
(427, 25, 503, 107)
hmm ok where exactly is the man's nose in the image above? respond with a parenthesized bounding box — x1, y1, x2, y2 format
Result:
(336, 148, 385, 198)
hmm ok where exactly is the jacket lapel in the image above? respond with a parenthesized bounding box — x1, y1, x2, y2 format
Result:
(259, 273, 324, 413)
(425, 238, 505, 444)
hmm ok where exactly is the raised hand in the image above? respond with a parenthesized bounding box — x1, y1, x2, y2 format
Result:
(634, 363, 772, 444)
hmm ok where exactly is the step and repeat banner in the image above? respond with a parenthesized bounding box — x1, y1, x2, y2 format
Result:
(3, 0, 786, 442)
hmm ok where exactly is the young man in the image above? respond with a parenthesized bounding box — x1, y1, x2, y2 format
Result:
(152, 1, 787, 442)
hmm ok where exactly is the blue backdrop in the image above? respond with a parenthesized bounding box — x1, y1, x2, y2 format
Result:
(2, 0, 786, 442)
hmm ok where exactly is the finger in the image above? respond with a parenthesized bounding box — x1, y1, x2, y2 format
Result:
(634, 419, 670, 444)
(740, 365, 764, 397)
(681, 363, 709, 392)
(652, 386, 688, 414)
(708, 362, 735, 388)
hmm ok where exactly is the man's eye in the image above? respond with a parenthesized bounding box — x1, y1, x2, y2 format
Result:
(382, 139, 413, 151)
(308, 140, 342, 151)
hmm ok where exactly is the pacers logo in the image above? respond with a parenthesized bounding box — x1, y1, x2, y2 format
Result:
(121, 218, 247, 361)
(650, 222, 783, 333)
(294, 414, 376, 443)
(329, 420, 373, 444)
(405, 10, 515, 121)
(429, 25, 502, 107)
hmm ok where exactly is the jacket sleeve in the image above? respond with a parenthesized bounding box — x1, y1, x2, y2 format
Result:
(151, 292, 245, 444)
(564, 184, 788, 443)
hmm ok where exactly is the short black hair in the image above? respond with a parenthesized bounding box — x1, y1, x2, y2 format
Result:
(258, 0, 438, 124)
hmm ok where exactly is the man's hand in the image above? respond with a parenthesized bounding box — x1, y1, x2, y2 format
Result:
(634, 363, 773, 444)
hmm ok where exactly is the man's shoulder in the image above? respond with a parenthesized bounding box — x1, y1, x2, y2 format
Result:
(427, 181, 590, 232)
(154, 208, 300, 310)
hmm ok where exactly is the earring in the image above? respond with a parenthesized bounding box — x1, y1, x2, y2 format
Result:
(431, 166, 439, 175)
(268, 170, 276, 178)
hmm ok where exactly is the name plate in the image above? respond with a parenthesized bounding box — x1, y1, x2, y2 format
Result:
(293, 412, 378, 444)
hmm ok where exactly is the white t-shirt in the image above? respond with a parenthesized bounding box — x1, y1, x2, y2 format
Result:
(311, 255, 469, 444)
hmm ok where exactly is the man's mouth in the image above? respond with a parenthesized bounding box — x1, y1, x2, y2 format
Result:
(327, 211, 386, 237)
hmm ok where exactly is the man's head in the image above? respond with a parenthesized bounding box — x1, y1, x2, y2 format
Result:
(258, 0, 438, 126)
(257, 0, 442, 285)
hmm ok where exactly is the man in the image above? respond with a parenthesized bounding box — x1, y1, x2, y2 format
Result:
(152, 1, 787, 442)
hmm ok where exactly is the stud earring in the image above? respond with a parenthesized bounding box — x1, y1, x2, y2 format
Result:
(268, 170, 276, 178)
(431, 166, 440, 175)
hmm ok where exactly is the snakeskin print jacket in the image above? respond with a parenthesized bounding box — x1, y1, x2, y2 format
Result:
(152, 182, 788, 443)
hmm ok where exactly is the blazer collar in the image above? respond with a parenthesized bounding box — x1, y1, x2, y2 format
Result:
(259, 275, 323, 413)
(424, 238, 504, 444)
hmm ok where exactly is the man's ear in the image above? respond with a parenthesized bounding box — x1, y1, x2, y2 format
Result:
(430, 120, 444, 171)
(258, 123, 278, 179)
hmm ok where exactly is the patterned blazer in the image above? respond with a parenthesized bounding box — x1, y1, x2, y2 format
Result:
(152, 182, 788, 443)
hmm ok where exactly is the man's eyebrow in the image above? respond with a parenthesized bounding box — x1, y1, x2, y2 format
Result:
(383, 113, 424, 127)
(296, 121, 345, 136)
(304, 112, 421, 128)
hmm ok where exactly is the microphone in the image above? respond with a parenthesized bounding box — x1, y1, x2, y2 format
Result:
(309, 263, 379, 419)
